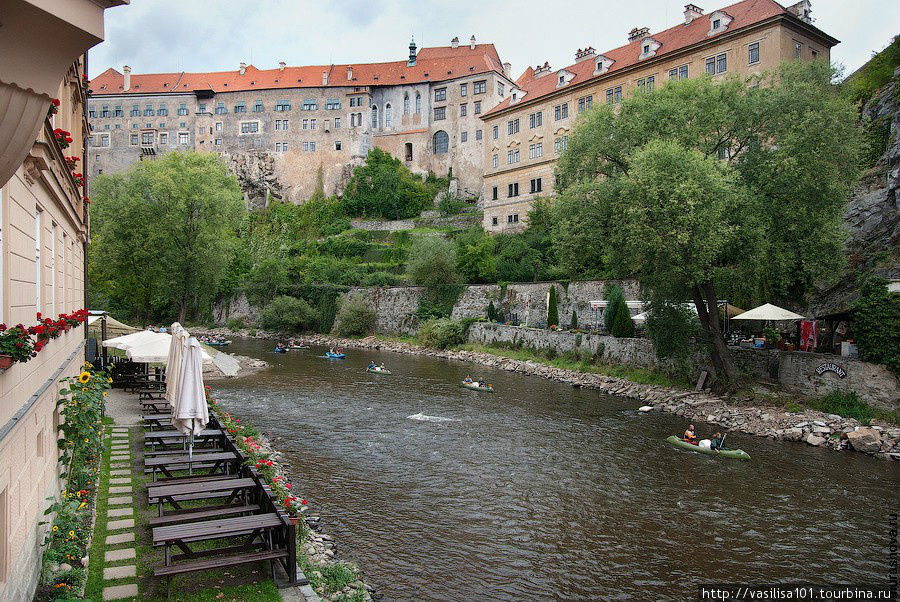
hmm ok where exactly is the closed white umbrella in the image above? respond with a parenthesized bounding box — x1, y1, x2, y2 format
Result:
(731, 303, 805, 321)
(165, 323, 185, 407)
(172, 337, 210, 469)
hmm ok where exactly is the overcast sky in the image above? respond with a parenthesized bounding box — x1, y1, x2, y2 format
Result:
(89, 0, 897, 80)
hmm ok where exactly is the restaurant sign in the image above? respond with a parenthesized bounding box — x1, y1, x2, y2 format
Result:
(815, 362, 847, 379)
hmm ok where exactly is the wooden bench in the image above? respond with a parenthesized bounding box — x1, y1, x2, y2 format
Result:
(148, 503, 261, 527)
(141, 415, 172, 431)
(155, 549, 289, 596)
(144, 428, 223, 451)
(139, 389, 166, 401)
(148, 477, 256, 516)
(144, 451, 238, 481)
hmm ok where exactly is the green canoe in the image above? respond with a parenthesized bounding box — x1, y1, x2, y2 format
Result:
(461, 381, 494, 393)
(665, 436, 751, 461)
(366, 367, 392, 375)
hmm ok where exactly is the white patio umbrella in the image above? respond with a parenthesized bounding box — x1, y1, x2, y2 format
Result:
(101, 330, 160, 350)
(165, 323, 186, 407)
(731, 303, 805, 321)
(172, 336, 210, 469)
(125, 332, 212, 364)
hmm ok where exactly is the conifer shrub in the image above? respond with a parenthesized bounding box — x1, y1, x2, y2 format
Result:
(547, 285, 559, 328)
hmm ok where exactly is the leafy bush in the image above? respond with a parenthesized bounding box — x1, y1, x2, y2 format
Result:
(645, 301, 701, 360)
(808, 391, 877, 425)
(547, 285, 559, 328)
(407, 236, 463, 315)
(843, 35, 900, 106)
(418, 318, 467, 349)
(333, 294, 376, 336)
(342, 148, 433, 219)
(226, 317, 245, 331)
(244, 258, 289, 305)
(259, 296, 318, 333)
(851, 276, 900, 374)
(438, 194, 468, 215)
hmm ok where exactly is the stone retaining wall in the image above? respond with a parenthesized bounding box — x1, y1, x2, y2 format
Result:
(468, 323, 900, 411)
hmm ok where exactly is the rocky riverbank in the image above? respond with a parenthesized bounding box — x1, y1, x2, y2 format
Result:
(193, 328, 900, 460)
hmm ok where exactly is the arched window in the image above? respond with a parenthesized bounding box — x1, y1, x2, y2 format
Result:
(385, 103, 392, 128)
(403, 93, 410, 115)
(433, 130, 449, 154)
(415, 92, 421, 114)
(371, 105, 378, 129)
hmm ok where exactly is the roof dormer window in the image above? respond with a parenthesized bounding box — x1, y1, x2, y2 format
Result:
(556, 69, 574, 88)
(712, 18, 720, 29)
(594, 54, 615, 76)
(639, 37, 661, 60)
(707, 11, 732, 35)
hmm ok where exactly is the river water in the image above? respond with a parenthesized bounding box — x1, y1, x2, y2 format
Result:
(214, 339, 899, 601)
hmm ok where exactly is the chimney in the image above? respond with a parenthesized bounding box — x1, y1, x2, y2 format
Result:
(575, 46, 596, 62)
(408, 36, 417, 66)
(279, 61, 286, 72)
(347, 66, 353, 80)
(534, 61, 552, 78)
(239, 62, 247, 75)
(503, 62, 511, 78)
(322, 70, 329, 85)
(451, 36, 459, 49)
(683, 3, 704, 24)
(628, 27, 650, 42)
(469, 35, 476, 50)
(123, 65, 131, 91)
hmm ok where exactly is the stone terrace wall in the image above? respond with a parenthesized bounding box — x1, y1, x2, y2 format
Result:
(469, 323, 900, 410)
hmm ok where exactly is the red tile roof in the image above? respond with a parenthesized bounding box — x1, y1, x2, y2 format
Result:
(89, 45, 505, 96)
(486, 0, 835, 117)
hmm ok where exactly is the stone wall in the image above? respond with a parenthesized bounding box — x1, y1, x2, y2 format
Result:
(468, 323, 900, 410)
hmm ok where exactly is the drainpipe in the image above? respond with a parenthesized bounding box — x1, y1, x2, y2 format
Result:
(83, 51, 89, 341)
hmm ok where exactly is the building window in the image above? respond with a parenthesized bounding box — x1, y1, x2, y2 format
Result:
(508, 214, 519, 224)
(178, 132, 189, 144)
(89, 108, 97, 118)
(492, 154, 499, 169)
(811, 49, 818, 59)
(234, 102, 246, 113)
(403, 93, 410, 115)
(712, 18, 721, 29)
(474, 80, 486, 94)
(435, 87, 447, 102)
(507, 183, 519, 197)
(493, 125, 498, 140)
(385, 103, 392, 127)
(498, 82, 504, 97)
(433, 130, 449, 153)
(529, 143, 542, 159)
(507, 149, 520, 164)
(99, 105, 109, 118)
(577, 96, 593, 113)
(197, 103, 205, 113)
(434, 106, 446, 121)
(275, 100, 291, 111)
(275, 142, 283, 152)
(405, 142, 413, 161)
(240, 121, 259, 133)
(177, 103, 188, 116)
(310, 118, 317, 130)
(302, 98, 318, 111)
(334, 117, 341, 129)
(475, 129, 482, 141)
(554, 103, 569, 120)
(529, 111, 542, 128)
(130, 134, 138, 145)
(530, 178, 542, 194)
(130, 104, 140, 117)
(369, 105, 377, 128)
(335, 140, 342, 150)
(253, 100, 264, 112)
(507, 119, 520, 135)
(461, 131, 468, 142)
(159, 133, 167, 145)
(460, 103, 467, 117)
(415, 92, 421, 114)
(350, 97, 358, 107)
(717, 53, 727, 74)
(302, 119, 309, 130)
(460, 83, 468, 97)
(114, 106, 123, 117)
(647, 75, 655, 92)
(554, 136, 568, 153)
(749, 41, 760, 65)
(492, 187, 498, 201)
(325, 98, 340, 110)
(141, 132, 154, 145)
(794, 40, 802, 58)
(474, 100, 482, 114)
(215, 102, 227, 114)
(143, 104, 154, 116)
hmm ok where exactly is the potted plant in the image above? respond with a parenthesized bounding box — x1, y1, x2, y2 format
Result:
(0, 324, 36, 370)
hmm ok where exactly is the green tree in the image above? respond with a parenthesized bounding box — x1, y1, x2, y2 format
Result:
(333, 294, 376, 336)
(611, 302, 635, 338)
(342, 148, 432, 219)
(569, 310, 578, 330)
(89, 152, 244, 323)
(244, 258, 289, 306)
(851, 276, 900, 374)
(454, 228, 498, 283)
(552, 63, 862, 384)
(487, 301, 499, 322)
(603, 285, 626, 332)
(407, 236, 463, 315)
(547, 285, 559, 327)
(259, 296, 318, 333)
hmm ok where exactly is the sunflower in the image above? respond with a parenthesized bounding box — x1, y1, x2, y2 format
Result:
(78, 371, 90, 384)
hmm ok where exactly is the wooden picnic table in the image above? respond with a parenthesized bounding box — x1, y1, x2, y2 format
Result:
(139, 388, 166, 401)
(140, 400, 168, 413)
(144, 451, 238, 481)
(144, 428, 223, 451)
(141, 414, 172, 431)
(148, 477, 256, 516)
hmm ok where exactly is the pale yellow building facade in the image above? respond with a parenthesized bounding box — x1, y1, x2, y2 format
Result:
(481, 0, 837, 232)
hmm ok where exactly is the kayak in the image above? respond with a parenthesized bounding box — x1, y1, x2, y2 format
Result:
(461, 381, 494, 393)
(274, 347, 287, 354)
(665, 436, 750, 461)
(290, 344, 309, 350)
(366, 367, 392, 375)
(325, 352, 346, 359)
(206, 340, 231, 347)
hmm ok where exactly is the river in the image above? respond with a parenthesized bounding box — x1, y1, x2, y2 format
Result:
(214, 338, 899, 601)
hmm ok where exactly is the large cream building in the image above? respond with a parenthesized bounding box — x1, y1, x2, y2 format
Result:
(481, 0, 837, 232)
(87, 38, 515, 202)
(0, 1, 124, 599)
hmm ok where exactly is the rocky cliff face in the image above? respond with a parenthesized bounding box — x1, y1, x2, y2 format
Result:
(225, 151, 283, 209)
(810, 67, 900, 316)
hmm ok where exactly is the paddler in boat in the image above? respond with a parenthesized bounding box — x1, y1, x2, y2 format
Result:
(464, 375, 473, 384)
(710, 432, 726, 451)
(683, 424, 698, 445)
(379, 362, 386, 371)
(368, 360, 376, 370)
